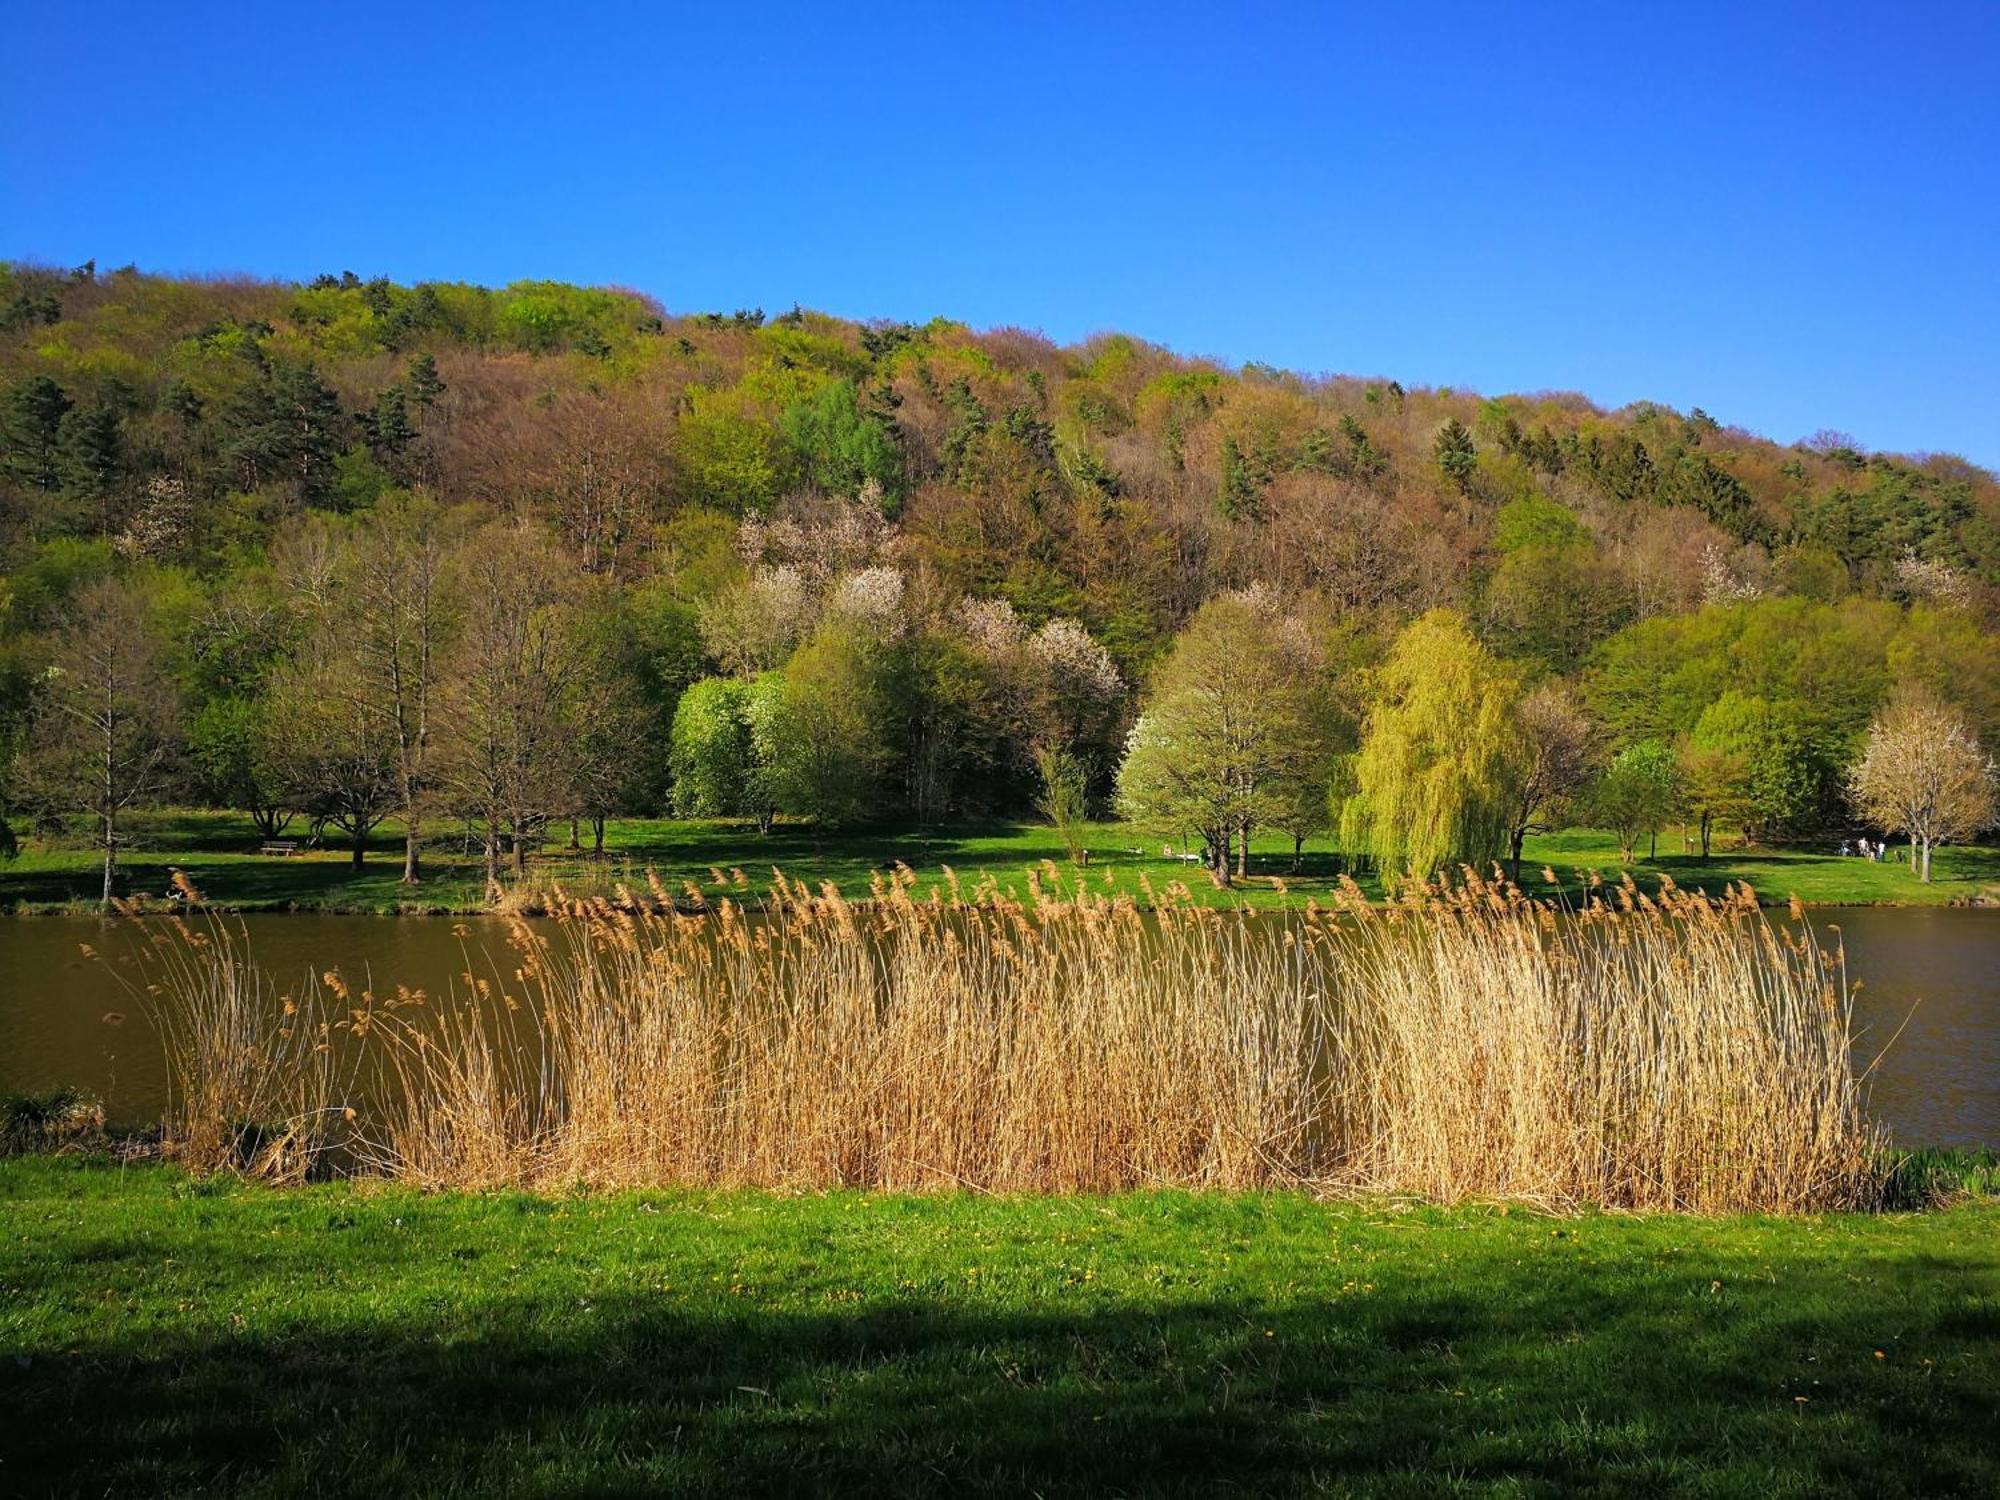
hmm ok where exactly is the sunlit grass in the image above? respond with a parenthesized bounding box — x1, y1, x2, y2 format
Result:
(7, 807, 1997, 914)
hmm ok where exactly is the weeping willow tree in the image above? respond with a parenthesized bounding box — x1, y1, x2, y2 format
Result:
(1339, 610, 1523, 879)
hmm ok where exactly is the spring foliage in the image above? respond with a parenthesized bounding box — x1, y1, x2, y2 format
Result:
(1340, 611, 1522, 877)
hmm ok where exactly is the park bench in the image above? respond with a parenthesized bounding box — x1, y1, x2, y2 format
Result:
(259, 840, 301, 857)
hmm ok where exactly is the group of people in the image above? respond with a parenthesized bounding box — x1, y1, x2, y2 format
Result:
(1840, 837, 1895, 861)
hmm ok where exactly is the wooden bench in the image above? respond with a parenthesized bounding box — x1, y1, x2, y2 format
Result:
(259, 841, 301, 857)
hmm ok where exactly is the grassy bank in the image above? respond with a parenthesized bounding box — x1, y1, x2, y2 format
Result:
(1, 1158, 1994, 1497)
(5, 809, 1997, 914)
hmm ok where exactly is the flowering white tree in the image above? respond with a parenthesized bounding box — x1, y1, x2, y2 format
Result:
(1025, 618, 1124, 754)
(825, 565, 905, 638)
(1849, 686, 1997, 881)
(955, 595, 1028, 660)
(697, 565, 816, 676)
(1892, 549, 1974, 611)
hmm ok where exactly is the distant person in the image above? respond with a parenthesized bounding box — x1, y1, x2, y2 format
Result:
(1839, 840, 1850, 857)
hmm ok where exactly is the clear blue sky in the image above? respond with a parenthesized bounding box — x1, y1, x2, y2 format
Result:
(4, 2, 1996, 465)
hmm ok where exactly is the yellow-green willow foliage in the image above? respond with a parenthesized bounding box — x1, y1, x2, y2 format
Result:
(1340, 610, 1522, 878)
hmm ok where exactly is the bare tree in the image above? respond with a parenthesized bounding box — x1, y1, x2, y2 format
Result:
(562, 590, 654, 856)
(436, 523, 582, 884)
(295, 497, 457, 884)
(1849, 686, 1997, 881)
(263, 657, 399, 867)
(1505, 683, 1600, 882)
(16, 578, 181, 904)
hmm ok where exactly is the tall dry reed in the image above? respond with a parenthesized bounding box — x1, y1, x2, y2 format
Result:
(127, 867, 1889, 1211)
(97, 882, 342, 1180)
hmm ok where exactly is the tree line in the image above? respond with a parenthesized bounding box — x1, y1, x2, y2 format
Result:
(2, 262, 1997, 894)
(1114, 593, 1996, 886)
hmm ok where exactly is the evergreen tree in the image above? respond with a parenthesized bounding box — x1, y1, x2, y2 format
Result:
(1433, 418, 1477, 492)
(1217, 435, 1263, 520)
(404, 353, 445, 407)
(3, 375, 73, 490)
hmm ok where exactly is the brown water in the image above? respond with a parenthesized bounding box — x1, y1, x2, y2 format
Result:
(2, 908, 1995, 1147)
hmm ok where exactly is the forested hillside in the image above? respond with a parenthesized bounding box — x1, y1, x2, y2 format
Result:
(3, 259, 1996, 884)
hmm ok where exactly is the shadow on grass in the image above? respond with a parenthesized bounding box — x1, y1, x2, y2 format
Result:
(6, 1259, 1994, 1495)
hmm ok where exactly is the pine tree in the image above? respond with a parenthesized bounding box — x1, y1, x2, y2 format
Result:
(1433, 418, 1477, 492)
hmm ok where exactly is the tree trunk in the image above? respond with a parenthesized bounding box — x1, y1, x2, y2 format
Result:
(1207, 833, 1231, 886)
(1236, 822, 1249, 881)
(568, 816, 581, 851)
(1699, 811, 1712, 860)
(351, 829, 366, 867)
(402, 825, 421, 885)
(483, 819, 500, 887)
(1509, 828, 1525, 885)
(592, 817, 606, 855)
(1293, 833, 1306, 874)
(1920, 838, 1933, 882)
(511, 826, 527, 876)
(101, 809, 115, 906)
(1648, 828, 1657, 860)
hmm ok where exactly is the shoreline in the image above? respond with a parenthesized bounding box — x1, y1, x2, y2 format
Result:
(4, 814, 1996, 919)
(5, 883, 1997, 920)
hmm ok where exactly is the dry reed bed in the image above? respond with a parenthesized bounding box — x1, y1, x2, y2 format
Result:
(108, 867, 1888, 1212)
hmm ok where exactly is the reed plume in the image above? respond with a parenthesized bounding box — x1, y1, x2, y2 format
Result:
(126, 867, 1889, 1211)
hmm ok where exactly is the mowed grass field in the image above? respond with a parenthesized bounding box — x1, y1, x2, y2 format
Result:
(0, 1158, 1994, 1497)
(3, 809, 1996, 913)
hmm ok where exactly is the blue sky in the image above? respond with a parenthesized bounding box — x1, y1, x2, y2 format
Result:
(4, 2, 1996, 465)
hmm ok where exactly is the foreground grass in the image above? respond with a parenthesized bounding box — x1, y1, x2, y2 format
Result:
(5, 810, 1997, 914)
(2, 1159, 1996, 1496)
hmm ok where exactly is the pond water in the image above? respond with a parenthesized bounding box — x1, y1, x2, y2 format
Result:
(1, 907, 1995, 1148)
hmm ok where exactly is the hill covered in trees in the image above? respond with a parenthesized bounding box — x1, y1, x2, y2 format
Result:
(2, 259, 1996, 890)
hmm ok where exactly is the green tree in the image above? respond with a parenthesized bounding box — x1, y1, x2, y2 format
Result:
(188, 695, 292, 838)
(779, 380, 900, 502)
(1690, 693, 1835, 843)
(1217, 435, 1264, 520)
(669, 676, 754, 818)
(676, 387, 788, 514)
(1492, 494, 1586, 553)
(404, 353, 445, 408)
(3, 375, 72, 491)
(1593, 740, 1681, 862)
(1483, 544, 1635, 676)
(1115, 594, 1316, 884)
(1339, 611, 1520, 879)
(221, 361, 346, 505)
(1433, 418, 1476, 492)
(56, 402, 124, 518)
(1033, 744, 1091, 864)
(751, 629, 887, 829)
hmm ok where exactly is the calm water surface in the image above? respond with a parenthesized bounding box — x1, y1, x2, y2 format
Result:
(2, 907, 1994, 1147)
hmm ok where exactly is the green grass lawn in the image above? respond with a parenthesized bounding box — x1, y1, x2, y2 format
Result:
(1, 1158, 1995, 1497)
(4, 809, 1996, 914)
